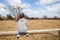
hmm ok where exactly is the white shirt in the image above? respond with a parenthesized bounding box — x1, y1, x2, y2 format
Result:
(17, 18, 28, 32)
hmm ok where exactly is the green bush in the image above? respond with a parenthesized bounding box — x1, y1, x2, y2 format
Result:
(0, 15, 3, 20)
(7, 14, 14, 20)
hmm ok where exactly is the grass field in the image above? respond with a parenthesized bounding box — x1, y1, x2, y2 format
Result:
(0, 20, 60, 40)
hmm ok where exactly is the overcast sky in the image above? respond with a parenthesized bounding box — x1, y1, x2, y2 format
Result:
(0, 0, 60, 18)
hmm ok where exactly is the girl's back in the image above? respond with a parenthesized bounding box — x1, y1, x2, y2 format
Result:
(18, 18, 28, 32)
(17, 13, 28, 38)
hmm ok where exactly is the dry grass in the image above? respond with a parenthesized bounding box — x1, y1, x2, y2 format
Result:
(0, 20, 60, 40)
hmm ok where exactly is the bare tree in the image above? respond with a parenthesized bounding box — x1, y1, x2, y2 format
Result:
(54, 16, 57, 19)
(9, 5, 23, 20)
(43, 15, 48, 19)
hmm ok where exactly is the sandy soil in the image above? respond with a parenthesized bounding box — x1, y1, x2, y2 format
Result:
(0, 20, 60, 40)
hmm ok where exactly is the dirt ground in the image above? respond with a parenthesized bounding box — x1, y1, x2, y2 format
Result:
(0, 20, 60, 40)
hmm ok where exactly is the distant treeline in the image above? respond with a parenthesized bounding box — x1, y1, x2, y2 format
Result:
(0, 14, 15, 20)
(28, 18, 60, 20)
(0, 14, 60, 20)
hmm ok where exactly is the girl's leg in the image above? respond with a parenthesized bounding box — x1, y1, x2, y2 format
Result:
(25, 32, 28, 37)
(17, 32, 21, 38)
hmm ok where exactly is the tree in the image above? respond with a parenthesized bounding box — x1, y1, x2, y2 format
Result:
(9, 5, 23, 20)
(0, 15, 3, 20)
(2, 16, 7, 20)
(43, 15, 48, 19)
(24, 14, 29, 19)
(54, 16, 57, 19)
(7, 14, 14, 20)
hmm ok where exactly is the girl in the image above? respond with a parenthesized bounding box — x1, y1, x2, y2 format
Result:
(16, 13, 28, 38)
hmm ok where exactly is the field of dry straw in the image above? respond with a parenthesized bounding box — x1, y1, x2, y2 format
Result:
(0, 19, 60, 40)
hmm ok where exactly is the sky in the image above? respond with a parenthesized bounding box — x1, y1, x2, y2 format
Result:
(0, 0, 60, 18)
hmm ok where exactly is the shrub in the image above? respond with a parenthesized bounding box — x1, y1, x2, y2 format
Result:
(6, 14, 14, 20)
